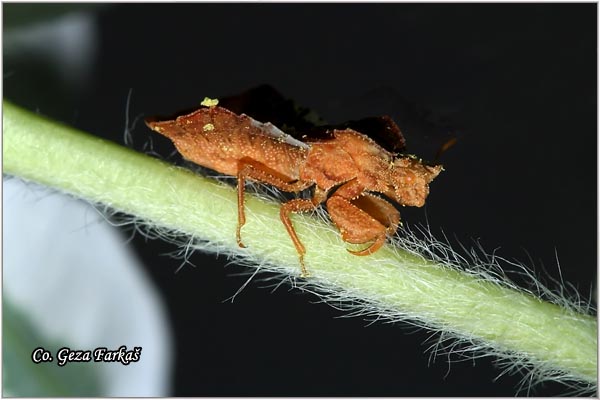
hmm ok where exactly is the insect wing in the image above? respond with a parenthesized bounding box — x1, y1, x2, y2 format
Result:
(149, 85, 407, 154)
(218, 84, 318, 135)
(330, 115, 406, 153)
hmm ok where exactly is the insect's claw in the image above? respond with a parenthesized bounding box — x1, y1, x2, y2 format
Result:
(347, 247, 367, 256)
(346, 235, 386, 256)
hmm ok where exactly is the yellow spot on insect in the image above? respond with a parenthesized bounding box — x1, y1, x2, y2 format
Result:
(203, 123, 215, 131)
(201, 97, 219, 107)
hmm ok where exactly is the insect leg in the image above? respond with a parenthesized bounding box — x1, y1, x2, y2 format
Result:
(236, 160, 312, 248)
(280, 199, 317, 277)
(326, 194, 400, 256)
(347, 234, 386, 256)
(350, 194, 401, 236)
(236, 169, 247, 248)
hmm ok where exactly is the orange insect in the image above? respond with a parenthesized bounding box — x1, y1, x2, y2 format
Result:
(146, 98, 442, 277)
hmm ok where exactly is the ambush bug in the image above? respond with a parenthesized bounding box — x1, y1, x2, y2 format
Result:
(146, 97, 442, 277)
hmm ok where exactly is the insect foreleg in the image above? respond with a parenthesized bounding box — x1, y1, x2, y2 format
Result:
(326, 194, 400, 256)
(347, 234, 387, 256)
(350, 194, 401, 235)
(236, 160, 311, 248)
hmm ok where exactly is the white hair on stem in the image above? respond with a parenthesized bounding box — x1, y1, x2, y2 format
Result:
(104, 176, 596, 396)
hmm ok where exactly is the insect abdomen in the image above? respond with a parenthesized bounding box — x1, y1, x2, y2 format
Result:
(148, 106, 308, 179)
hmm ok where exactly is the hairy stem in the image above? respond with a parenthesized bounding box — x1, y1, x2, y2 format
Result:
(3, 100, 596, 388)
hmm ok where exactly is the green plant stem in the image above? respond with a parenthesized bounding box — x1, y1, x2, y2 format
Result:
(3, 100, 597, 386)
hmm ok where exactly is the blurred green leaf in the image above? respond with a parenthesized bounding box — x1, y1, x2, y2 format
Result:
(3, 299, 102, 396)
(3, 4, 104, 30)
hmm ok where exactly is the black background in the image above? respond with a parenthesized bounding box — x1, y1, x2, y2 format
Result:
(4, 3, 597, 396)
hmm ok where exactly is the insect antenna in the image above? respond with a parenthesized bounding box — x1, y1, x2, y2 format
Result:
(434, 136, 458, 162)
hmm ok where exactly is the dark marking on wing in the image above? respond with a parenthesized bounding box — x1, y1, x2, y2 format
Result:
(219, 85, 406, 154)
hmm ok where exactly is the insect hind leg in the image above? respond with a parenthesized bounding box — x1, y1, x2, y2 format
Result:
(236, 169, 247, 248)
(280, 199, 318, 277)
(236, 159, 311, 249)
